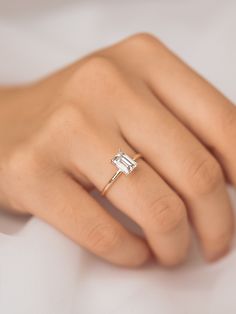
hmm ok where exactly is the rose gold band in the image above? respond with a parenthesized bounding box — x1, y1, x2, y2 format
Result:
(101, 153, 142, 196)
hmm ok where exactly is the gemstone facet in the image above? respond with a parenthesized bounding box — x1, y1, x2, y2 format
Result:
(111, 150, 137, 175)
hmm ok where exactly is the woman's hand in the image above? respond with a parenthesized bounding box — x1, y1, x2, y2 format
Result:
(0, 33, 235, 267)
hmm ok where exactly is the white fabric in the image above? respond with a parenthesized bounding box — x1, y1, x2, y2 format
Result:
(0, 1, 236, 313)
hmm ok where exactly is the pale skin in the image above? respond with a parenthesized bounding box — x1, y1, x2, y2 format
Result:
(0, 33, 235, 267)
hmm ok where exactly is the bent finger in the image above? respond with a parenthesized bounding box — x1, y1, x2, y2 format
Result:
(28, 172, 151, 267)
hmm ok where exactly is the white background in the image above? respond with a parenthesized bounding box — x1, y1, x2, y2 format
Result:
(0, 1, 236, 313)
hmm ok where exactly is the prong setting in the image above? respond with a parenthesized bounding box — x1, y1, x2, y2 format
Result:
(111, 150, 137, 175)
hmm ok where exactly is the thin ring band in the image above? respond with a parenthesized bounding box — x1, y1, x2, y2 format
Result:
(101, 152, 142, 196)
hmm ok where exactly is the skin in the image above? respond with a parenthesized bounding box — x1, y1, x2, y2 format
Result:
(0, 33, 235, 267)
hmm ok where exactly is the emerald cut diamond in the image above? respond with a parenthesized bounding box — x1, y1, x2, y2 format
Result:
(111, 150, 137, 175)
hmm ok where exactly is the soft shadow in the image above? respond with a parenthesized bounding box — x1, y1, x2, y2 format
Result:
(0, 207, 30, 234)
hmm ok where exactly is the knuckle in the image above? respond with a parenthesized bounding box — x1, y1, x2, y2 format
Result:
(54, 102, 84, 126)
(70, 55, 121, 98)
(146, 195, 186, 233)
(78, 55, 117, 82)
(186, 155, 223, 196)
(125, 32, 158, 47)
(86, 222, 121, 254)
(48, 103, 89, 140)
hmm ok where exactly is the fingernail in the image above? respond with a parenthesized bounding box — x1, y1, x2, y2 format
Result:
(205, 245, 231, 262)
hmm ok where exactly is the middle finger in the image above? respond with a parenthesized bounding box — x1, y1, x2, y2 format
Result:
(117, 88, 234, 261)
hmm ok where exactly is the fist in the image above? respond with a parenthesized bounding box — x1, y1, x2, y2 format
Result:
(0, 33, 235, 267)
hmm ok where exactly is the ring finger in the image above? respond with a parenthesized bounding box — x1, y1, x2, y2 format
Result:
(67, 126, 190, 267)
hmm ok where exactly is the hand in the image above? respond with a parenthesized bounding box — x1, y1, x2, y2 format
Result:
(0, 33, 235, 267)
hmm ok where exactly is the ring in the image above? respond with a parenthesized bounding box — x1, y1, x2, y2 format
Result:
(101, 149, 142, 196)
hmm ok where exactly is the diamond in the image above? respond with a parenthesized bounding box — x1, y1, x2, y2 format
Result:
(111, 150, 137, 175)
